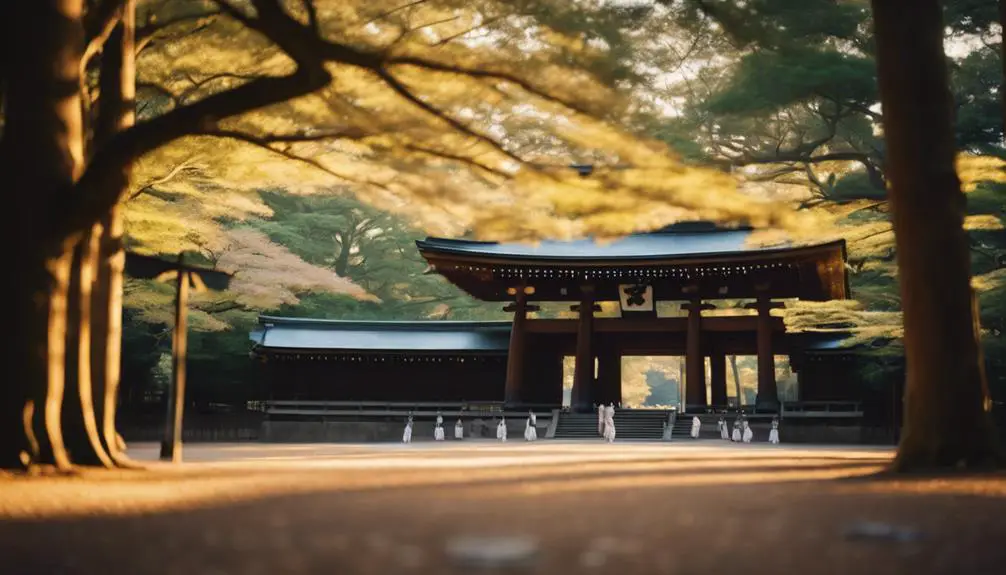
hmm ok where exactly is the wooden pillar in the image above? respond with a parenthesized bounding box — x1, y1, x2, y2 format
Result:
(710, 349, 728, 408)
(746, 295, 785, 411)
(596, 348, 622, 407)
(571, 285, 596, 412)
(683, 299, 715, 412)
(504, 290, 528, 406)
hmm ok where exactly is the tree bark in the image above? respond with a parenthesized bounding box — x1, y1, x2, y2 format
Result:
(871, 0, 1001, 470)
(729, 355, 742, 407)
(1, 0, 86, 470)
(91, 0, 136, 467)
(62, 233, 113, 466)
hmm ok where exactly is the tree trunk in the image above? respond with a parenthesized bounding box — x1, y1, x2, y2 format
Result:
(1, 0, 86, 470)
(729, 355, 742, 407)
(62, 233, 113, 466)
(91, 0, 136, 467)
(871, 0, 1001, 470)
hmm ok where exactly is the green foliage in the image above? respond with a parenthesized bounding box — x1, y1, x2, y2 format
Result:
(952, 47, 1004, 153)
(831, 171, 886, 202)
(643, 370, 679, 407)
(705, 50, 876, 116)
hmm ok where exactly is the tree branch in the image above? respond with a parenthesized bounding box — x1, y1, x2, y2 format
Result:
(385, 56, 596, 116)
(129, 158, 199, 200)
(194, 128, 393, 192)
(82, 0, 127, 71)
(402, 143, 510, 179)
(367, 0, 429, 24)
(63, 0, 332, 241)
(375, 67, 523, 164)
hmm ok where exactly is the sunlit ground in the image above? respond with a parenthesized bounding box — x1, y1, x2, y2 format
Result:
(2, 441, 1006, 574)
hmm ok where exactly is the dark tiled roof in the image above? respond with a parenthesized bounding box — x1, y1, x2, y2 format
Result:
(414, 223, 800, 262)
(250, 315, 511, 352)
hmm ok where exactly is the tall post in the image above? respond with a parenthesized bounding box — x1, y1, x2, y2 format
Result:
(504, 289, 528, 406)
(571, 285, 596, 412)
(160, 256, 189, 462)
(710, 349, 728, 408)
(683, 299, 715, 412)
(596, 348, 622, 407)
(746, 295, 784, 412)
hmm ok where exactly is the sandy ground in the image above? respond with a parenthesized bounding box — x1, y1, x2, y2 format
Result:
(2, 440, 1005, 575)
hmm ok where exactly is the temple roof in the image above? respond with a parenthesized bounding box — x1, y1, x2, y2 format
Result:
(250, 315, 511, 353)
(250, 315, 857, 354)
(416, 222, 788, 262)
(416, 222, 849, 302)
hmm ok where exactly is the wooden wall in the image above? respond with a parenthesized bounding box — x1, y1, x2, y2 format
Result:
(264, 353, 507, 403)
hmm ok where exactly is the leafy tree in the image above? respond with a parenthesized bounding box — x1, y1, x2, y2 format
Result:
(871, 0, 999, 469)
(255, 191, 502, 319)
(3, 0, 787, 471)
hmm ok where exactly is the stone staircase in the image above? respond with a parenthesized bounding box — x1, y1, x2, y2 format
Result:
(553, 409, 672, 440)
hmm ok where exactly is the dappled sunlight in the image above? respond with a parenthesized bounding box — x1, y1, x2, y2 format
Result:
(0, 443, 896, 520)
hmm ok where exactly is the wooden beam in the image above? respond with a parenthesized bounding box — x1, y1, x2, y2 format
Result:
(571, 285, 596, 412)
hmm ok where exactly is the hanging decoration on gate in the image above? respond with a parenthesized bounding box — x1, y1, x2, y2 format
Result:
(618, 283, 654, 314)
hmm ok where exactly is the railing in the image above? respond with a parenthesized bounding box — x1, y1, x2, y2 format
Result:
(780, 401, 863, 418)
(263, 400, 557, 419)
(682, 401, 863, 418)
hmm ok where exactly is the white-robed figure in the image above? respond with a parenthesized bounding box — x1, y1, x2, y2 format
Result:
(597, 403, 605, 436)
(718, 416, 730, 440)
(690, 416, 702, 439)
(455, 418, 465, 440)
(768, 418, 780, 444)
(496, 417, 508, 442)
(742, 419, 754, 443)
(402, 414, 414, 444)
(602, 403, 616, 443)
(434, 412, 445, 441)
(731, 418, 742, 442)
(524, 411, 538, 441)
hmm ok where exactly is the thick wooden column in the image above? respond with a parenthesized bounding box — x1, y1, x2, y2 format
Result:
(746, 295, 785, 411)
(596, 348, 622, 406)
(709, 349, 728, 408)
(503, 289, 528, 406)
(683, 299, 715, 412)
(571, 285, 596, 412)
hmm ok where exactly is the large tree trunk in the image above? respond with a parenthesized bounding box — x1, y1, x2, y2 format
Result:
(91, 0, 137, 467)
(1, 0, 87, 470)
(729, 355, 742, 407)
(872, 0, 1000, 470)
(62, 233, 114, 466)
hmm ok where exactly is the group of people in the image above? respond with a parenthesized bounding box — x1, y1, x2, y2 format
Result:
(597, 403, 616, 442)
(402, 410, 539, 443)
(701, 415, 780, 444)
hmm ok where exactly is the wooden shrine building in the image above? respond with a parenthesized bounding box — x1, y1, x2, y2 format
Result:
(252, 222, 864, 419)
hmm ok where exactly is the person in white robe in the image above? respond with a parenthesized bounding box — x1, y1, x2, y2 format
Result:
(455, 418, 465, 440)
(603, 403, 616, 443)
(690, 416, 702, 439)
(731, 418, 742, 442)
(742, 419, 754, 443)
(433, 411, 445, 441)
(497, 417, 508, 442)
(768, 417, 780, 444)
(597, 403, 605, 436)
(402, 415, 413, 444)
(718, 416, 730, 440)
(524, 411, 538, 441)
